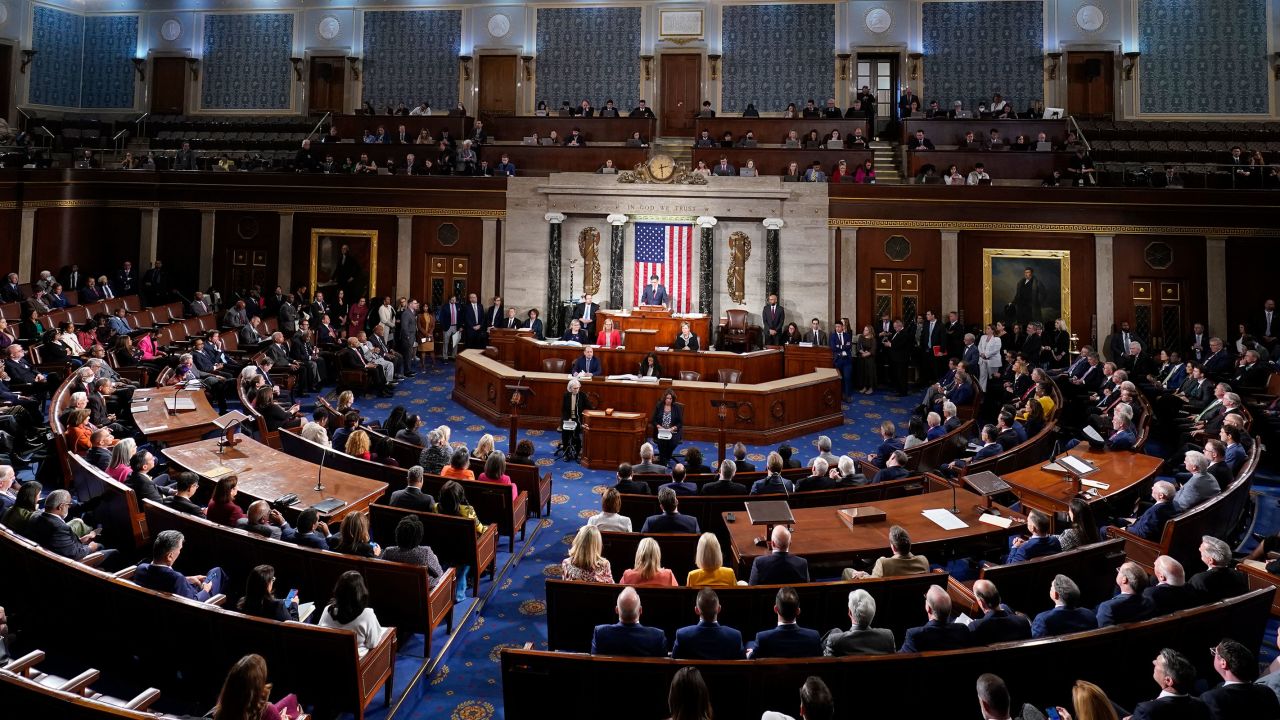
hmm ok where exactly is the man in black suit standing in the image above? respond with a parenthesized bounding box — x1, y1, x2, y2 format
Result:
(485, 296, 506, 336)
(396, 299, 419, 376)
(1128, 649, 1210, 720)
(919, 310, 945, 382)
(572, 293, 599, 338)
(141, 260, 169, 306)
(761, 293, 785, 346)
(884, 319, 912, 395)
(114, 261, 137, 295)
(1202, 640, 1280, 718)
(1256, 298, 1278, 353)
(63, 264, 84, 291)
(462, 292, 486, 349)
(748, 526, 810, 585)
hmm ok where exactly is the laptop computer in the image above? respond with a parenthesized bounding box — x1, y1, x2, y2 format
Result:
(538, 138, 554, 146)
(953, 110, 973, 119)
(522, 136, 537, 145)
(1036, 141, 1053, 152)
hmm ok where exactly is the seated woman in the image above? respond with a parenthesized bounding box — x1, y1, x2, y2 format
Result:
(781, 322, 803, 344)
(561, 525, 614, 583)
(478, 450, 518, 502)
(673, 322, 700, 352)
(206, 475, 246, 527)
(213, 653, 301, 720)
(237, 565, 302, 622)
(381, 406, 408, 438)
(854, 159, 877, 184)
(254, 386, 301, 433)
(620, 537, 678, 587)
(637, 352, 664, 378)
(442, 447, 475, 481)
(106, 437, 138, 483)
(344, 429, 372, 461)
(335, 390, 371, 426)
(597, 318, 622, 348)
(318, 571, 387, 656)
(1, 481, 43, 536)
(138, 328, 174, 369)
(587, 488, 633, 532)
(438, 481, 485, 600)
(381, 515, 445, 589)
(509, 438, 536, 466)
(329, 511, 381, 558)
(472, 434, 495, 463)
(62, 408, 94, 455)
(829, 159, 851, 183)
(650, 389, 684, 467)
(683, 446, 712, 474)
(902, 415, 928, 450)
(523, 308, 545, 340)
(1018, 396, 1047, 437)
(686, 532, 739, 587)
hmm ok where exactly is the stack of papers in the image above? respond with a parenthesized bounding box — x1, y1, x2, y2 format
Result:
(978, 513, 1015, 529)
(922, 508, 969, 530)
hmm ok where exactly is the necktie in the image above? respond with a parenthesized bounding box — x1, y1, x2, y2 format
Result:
(583, 305, 590, 323)
(104, 286, 113, 299)
(450, 305, 456, 325)
(1196, 399, 1221, 421)
(1268, 312, 1273, 334)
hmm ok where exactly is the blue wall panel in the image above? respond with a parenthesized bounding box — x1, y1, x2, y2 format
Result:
(535, 7, 641, 111)
(922, 1, 1043, 112)
(82, 15, 138, 109)
(721, 4, 835, 113)
(361, 9, 462, 111)
(30, 5, 84, 108)
(1138, 0, 1267, 114)
(201, 13, 294, 110)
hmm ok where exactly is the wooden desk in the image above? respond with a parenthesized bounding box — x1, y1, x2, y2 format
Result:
(130, 386, 221, 445)
(331, 114, 471, 141)
(693, 147, 874, 176)
(723, 489, 1023, 575)
(598, 309, 712, 347)
(907, 150, 1072, 180)
(480, 115, 657, 143)
(317, 143, 649, 176)
(454, 350, 844, 445)
(163, 436, 387, 522)
(782, 344, 834, 376)
(694, 118, 871, 145)
(999, 447, 1163, 526)
(488, 327, 533, 365)
(903, 118, 1070, 145)
(514, 338, 784, 383)
(581, 410, 647, 470)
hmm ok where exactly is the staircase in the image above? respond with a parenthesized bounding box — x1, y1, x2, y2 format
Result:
(871, 141, 903, 184)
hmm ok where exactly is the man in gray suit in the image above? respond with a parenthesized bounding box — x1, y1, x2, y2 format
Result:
(397, 299, 419, 377)
(822, 589, 895, 656)
(632, 442, 669, 475)
(1173, 450, 1220, 512)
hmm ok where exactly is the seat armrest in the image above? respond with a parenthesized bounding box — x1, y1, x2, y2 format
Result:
(57, 668, 100, 695)
(204, 593, 227, 606)
(80, 552, 106, 568)
(4, 649, 47, 676)
(111, 565, 138, 579)
(123, 687, 162, 711)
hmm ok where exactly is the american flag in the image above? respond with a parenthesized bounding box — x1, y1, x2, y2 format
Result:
(633, 222, 693, 313)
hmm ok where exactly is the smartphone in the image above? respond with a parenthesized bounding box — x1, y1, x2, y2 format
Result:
(1046, 708, 1061, 720)
(285, 589, 298, 604)
(725, 512, 736, 523)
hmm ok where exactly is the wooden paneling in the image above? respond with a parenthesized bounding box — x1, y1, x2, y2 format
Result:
(156, 209, 202, 295)
(150, 57, 187, 115)
(693, 148, 873, 176)
(477, 116, 657, 143)
(0, 210, 20, 278)
(412, 216, 484, 312)
(331, 115, 471, 142)
(853, 227, 942, 327)
(903, 119, 1070, 145)
(907, 151, 1072, 180)
(478, 55, 518, 116)
(212, 211, 279, 293)
(34, 208, 141, 281)
(1112, 234, 1206, 349)
(1225, 237, 1271, 336)
(1067, 51, 1115, 119)
(694, 118, 872, 144)
(308, 56, 347, 114)
(291, 213, 398, 299)
(659, 53, 701, 136)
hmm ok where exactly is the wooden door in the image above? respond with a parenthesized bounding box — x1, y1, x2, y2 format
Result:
(150, 57, 187, 114)
(425, 255, 472, 316)
(308, 56, 346, 114)
(871, 270, 922, 324)
(659, 53, 701, 136)
(1130, 279, 1184, 353)
(478, 55, 518, 116)
(1066, 51, 1114, 120)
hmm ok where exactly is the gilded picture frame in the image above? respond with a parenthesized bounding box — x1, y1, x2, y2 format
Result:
(982, 248, 1071, 331)
(310, 228, 378, 299)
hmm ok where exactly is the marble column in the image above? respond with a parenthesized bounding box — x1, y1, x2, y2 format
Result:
(481, 218, 498, 300)
(940, 230, 959, 316)
(277, 212, 294, 290)
(545, 212, 566, 338)
(17, 208, 35, 281)
(607, 214, 628, 309)
(397, 215, 414, 300)
(695, 216, 717, 315)
(1094, 234, 1114, 349)
(138, 208, 159, 269)
(1205, 235, 1227, 338)
(762, 218, 784, 298)
(838, 227, 856, 323)
(197, 211, 215, 291)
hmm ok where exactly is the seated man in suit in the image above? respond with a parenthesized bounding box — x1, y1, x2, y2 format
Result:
(658, 464, 698, 496)
(748, 586, 822, 658)
(843, 524, 929, 580)
(1173, 450, 1220, 513)
(940, 424, 1003, 477)
(1123, 481, 1178, 541)
(1143, 555, 1198, 616)
(672, 588, 745, 660)
(1096, 561, 1155, 627)
(899, 585, 973, 653)
(1188, 535, 1248, 602)
(29, 490, 118, 566)
(872, 449, 911, 483)
(590, 587, 667, 657)
(750, 451, 795, 494)
(132, 530, 225, 602)
(865, 420, 904, 469)
(561, 318, 589, 344)
(612, 463, 651, 494)
(1031, 574, 1098, 638)
(1129, 649, 1211, 720)
(162, 472, 206, 517)
(794, 458, 836, 493)
(389, 465, 436, 511)
(1007, 510, 1061, 563)
(640, 274, 669, 307)
(243, 500, 298, 542)
(699, 459, 747, 495)
(749, 525, 810, 585)
(1203, 640, 1280, 718)
(570, 346, 603, 378)
(731, 442, 756, 473)
(968, 580, 1032, 645)
(632, 442, 669, 475)
(640, 487, 699, 533)
(822, 588, 895, 656)
(127, 450, 175, 504)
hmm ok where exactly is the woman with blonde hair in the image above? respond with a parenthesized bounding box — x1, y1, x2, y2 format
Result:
(686, 532, 737, 587)
(344, 429, 371, 460)
(621, 536, 677, 586)
(561, 525, 613, 583)
(472, 433, 495, 461)
(587, 488, 632, 532)
(1053, 679, 1119, 720)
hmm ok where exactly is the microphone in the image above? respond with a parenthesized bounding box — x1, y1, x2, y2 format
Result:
(314, 440, 327, 492)
(950, 477, 959, 514)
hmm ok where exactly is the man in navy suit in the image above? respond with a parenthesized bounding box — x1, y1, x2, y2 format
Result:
(570, 346, 603, 378)
(658, 464, 698, 496)
(1105, 413, 1138, 451)
(1129, 649, 1211, 720)
(899, 585, 972, 653)
(968, 580, 1031, 645)
(748, 587, 822, 658)
(1188, 536, 1248, 603)
(941, 424, 1002, 477)
(1126, 481, 1177, 541)
(0, 466, 17, 516)
(1203, 640, 1280, 719)
(1096, 562, 1154, 627)
(1031, 574, 1098, 638)
(640, 487, 699, 533)
(962, 332, 980, 369)
(867, 420, 904, 468)
(640, 274, 669, 307)
(748, 525, 810, 585)
(29, 491, 114, 565)
(1222, 425, 1248, 474)
(871, 450, 911, 483)
(1007, 510, 1062, 563)
(830, 320, 854, 399)
(590, 587, 667, 657)
(1201, 337, 1231, 378)
(672, 589, 744, 659)
(1143, 555, 1198, 616)
(133, 530, 225, 602)
(462, 292, 487, 348)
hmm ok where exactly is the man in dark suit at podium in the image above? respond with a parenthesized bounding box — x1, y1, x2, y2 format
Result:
(572, 293, 600, 337)
(640, 274, 669, 307)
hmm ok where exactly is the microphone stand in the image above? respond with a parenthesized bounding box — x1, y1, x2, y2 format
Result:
(314, 440, 327, 492)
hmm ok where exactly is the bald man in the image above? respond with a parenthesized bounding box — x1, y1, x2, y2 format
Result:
(748, 525, 810, 586)
(899, 586, 973, 653)
(590, 587, 667, 657)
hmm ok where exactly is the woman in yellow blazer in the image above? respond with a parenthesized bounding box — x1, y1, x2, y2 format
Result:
(686, 533, 739, 587)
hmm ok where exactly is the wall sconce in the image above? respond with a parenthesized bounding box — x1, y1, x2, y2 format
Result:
(707, 54, 721, 81)
(131, 57, 146, 81)
(640, 55, 654, 81)
(184, 57, 199, 81)
(346, 56, 360, 80)
(458, 55, 473, 82)
(521, 55, 534, 82)
(290, 57, 304, 82)
(19, 49, 36, 74)
(837, 53, 851, 81)
(1122, 51, 1141, 81)
(907, 52, 923, 81)
(1045, 52, 1062, 81)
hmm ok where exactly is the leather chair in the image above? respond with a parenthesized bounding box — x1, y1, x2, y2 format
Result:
(542, 358, 567, 373)
(718, 309, 761, 352)
(717, 368, 742, 384)
(678, 370, 701, 381)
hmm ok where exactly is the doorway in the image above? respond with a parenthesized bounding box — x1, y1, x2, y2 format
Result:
(308, 56, 347, 115)
(478, 55, 518, 117)
(1066, 51, 1115, 120)
(150, 57, 187, 114)
(426, 255, 472, 316)
(871, 270, 922, 323)
(659, 53, 701, 137)
(856, 53, 899, 136)
(1130, 278, 1184, 353)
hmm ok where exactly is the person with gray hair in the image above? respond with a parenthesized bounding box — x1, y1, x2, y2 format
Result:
(0, 465, 15, 514)
(418, 428, 451, 474)
(590, 586, 667, 656)
(557, 378, 589, 460)
(941, 400, 961, 431)
(632, 441, 668, 475)
(899, 585, 972, 652)
(243, 499, 297, 542)
(812, 435, 838, 468)
(1125, 480, 1178, 540)
(132, 529, 225, 601)
(1096, 561, 1154, 626)
(389, 465, 436, 512)
(845, 524, 930, 580)
(1031, 574, 1097, 638)
(834, 455, 867, 486)
(1173, 450, 1219, 512)
(795, 457, 833, 492)
(699, 457, 746, 495)
(28, 489, 114, 564)
(1130, 648, 1208, 719)
(821, 588, 894, 656)
(1188, 535, 1247, 602)
(1143, 555, 1197, 615)
(968, 579, 1032, 645)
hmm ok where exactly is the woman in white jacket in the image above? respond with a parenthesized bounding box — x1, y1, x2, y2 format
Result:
(977, 323, 1003, 391)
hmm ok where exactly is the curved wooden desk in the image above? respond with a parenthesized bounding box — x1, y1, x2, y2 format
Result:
(452, 349, 843, 445)
(998, 446, 1163, 528)
(513, 336, 785, 383)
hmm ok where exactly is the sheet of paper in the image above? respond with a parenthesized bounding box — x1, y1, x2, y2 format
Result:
(130, 404, 150, 414)
(165, 398, 197, 411)
(978, 513, 1015, 529)
(1081, 478, 1110, 490)
(203, 465, 235, 479)
(953, 613, 974, 626)
(1082, 425, 1104, 443)
(922, 508, 969, 530)
(297, 602, 316, 624)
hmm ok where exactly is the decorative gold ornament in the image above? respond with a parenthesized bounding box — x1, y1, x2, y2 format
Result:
(727, 231, 752, 304)
(578, 227, 602, 296)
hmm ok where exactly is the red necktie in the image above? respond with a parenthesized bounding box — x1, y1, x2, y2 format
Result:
(450, 305, 456, 325)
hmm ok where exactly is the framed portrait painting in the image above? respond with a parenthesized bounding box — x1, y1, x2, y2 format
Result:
(982, 248, 1071, 331)
(310, 229, 378, 300)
